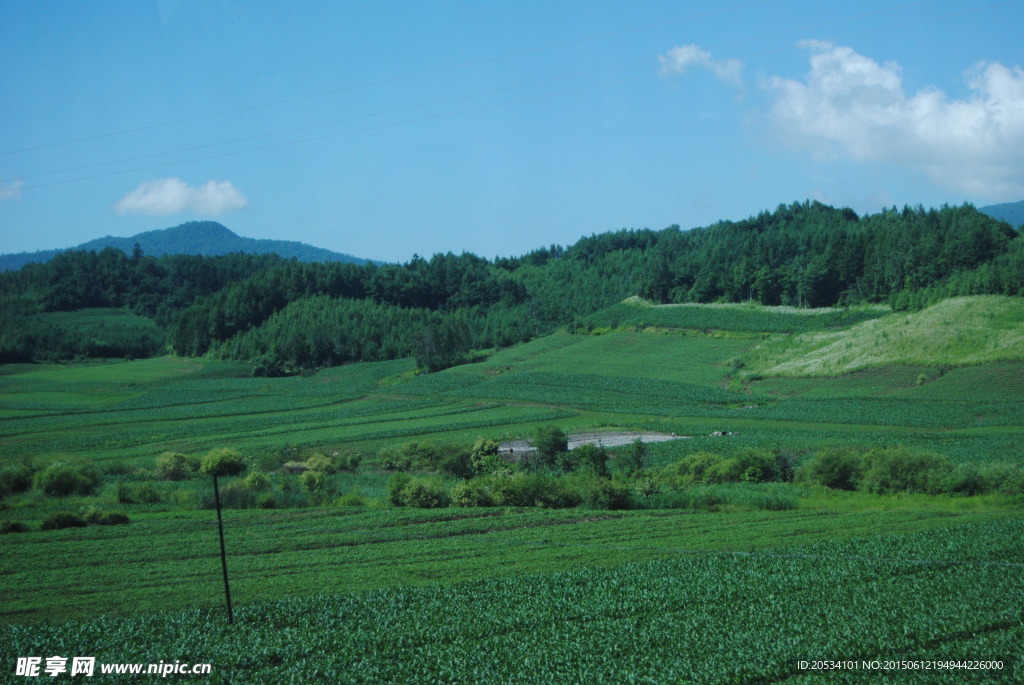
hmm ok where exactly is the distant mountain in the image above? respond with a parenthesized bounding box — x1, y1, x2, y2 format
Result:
(0, 221, 381, 271)
(979, 200, 1024, 229)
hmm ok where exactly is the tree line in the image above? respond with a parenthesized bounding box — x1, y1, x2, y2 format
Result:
(0, 201, 1019, 369)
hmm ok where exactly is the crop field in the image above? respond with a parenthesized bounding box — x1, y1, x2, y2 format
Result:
(2, 296, 1023, 681)
(3, 518, 1021, 682)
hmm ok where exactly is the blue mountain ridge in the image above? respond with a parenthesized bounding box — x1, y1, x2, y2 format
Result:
(0, 221, 381, 271)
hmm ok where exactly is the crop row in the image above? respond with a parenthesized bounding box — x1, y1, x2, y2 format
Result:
(3, 518, 1020, 683)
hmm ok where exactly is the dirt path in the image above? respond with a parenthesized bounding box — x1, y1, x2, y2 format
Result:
(498, 431, 687, 454)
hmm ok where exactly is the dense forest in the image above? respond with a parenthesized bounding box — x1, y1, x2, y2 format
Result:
(1, 201, 1020, 371)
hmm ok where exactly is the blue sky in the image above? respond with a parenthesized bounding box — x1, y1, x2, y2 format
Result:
(2, 0, 1023, 263)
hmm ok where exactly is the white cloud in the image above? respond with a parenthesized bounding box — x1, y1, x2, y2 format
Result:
(0, 179, 26, 202)
(767, 41, 1024, 199)
(114, 178, 248, 215)
(659, 44, 743, 87)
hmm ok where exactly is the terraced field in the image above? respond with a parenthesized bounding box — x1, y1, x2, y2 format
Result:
(2, 296, 1022, 681)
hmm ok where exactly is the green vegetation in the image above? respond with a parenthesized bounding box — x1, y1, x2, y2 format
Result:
(742, 296, 1024, 376)
(1, 201, 1020, 371)
(0, 202, 1022, 678)
(2, 519, 1021, 682)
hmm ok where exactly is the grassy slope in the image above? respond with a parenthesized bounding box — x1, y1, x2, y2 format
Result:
(742, 296, 1024, 376)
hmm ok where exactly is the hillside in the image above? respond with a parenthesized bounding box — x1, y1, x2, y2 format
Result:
(740, 295, 1024, 377)
(1, 200, 1022, 368)
(0, 221, 379, 271)
(980, 199, 1024, 228)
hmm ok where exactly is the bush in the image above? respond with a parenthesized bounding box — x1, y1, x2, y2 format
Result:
(335, 493, 366, 507)
(979, 462, 1024, 495)
(571, 474, 631, 510)
(671, 452, 727, 486)
(613, 439, 647, 476)
(387, 473, 413, 506)
(116, 481, 163, 504)
(154, 452, 199, 481)
(379, 442, 445, 471)
(0, 463, 33, 496)
(450, 480, 494, 507)
(0, 520, 29, 534)
(244, 471, 272, 492)
(304, 453, 335, 474)
(670, 450, 778, 486)
(200, 448, 247, 478)
(83, 507, 130, 525)
(335, 453, 361, 472)
(797, 448, 863, 491)
(400, 478, 449, 508)
(440, 449, 474, 479)
(719, 449, 779, 484)
(486, 473, 579, 508)
(40, 512, 88, 530)
(642, 484, 797, 512)
(532, 426, 568, 469)
(300, 471, 336, 504)
(100, 461, 134, 476)
(470, 438, 500, 474)
(858, 446, 952, 495)
(209, 480, 259, 509)
(34, 463, 99, 497)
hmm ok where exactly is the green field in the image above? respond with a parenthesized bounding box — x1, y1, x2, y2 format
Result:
(1, 296, 1022, 682)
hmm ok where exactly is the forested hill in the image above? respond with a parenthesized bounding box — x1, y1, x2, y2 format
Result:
(0, 201, 1020, 370)
(0, 221, 378, 271)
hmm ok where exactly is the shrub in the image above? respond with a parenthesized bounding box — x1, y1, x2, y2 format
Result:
(200, 448, 247, 478)
(470, 438, 500, 474)
(116, 481, 163, 504)
(0, 463, 33, 496)
(304, 453, 335, 474)
(571, 474, 631, 510)
(379, 442, 445, 471)
(244, 470, 272, 492)
(979, 462, 1024, 495)
(387, 473, 413, 506)
(937, 465, 986, 496)
(169, 489, 202, 510)
(0, 520, 29, 534)
(335, 493, 365, 507)
(533, 426, 568, 469)
(440, 450, 474, 479)
(100, 461, 134, 476)
(797, 448, 863, 491)
(300, 471, 336, 503)
(402, 479, 449, 508)
(34, 463, 98, 497)
(641, 484, 797, 512)
(209, 479, 259, 509)
(83, 508, 130, 525)
(858, 446, 952, 495)
(450, 480, 494, 507)
(40, 512, 88, 530)
(671, 452, 726, 486)
(613, 438, 647, 476)
(154, 452, 199, 481)
(719, 449, 779, 484)
(335, 453, 361, 472)
(487, 473, 579, 508)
